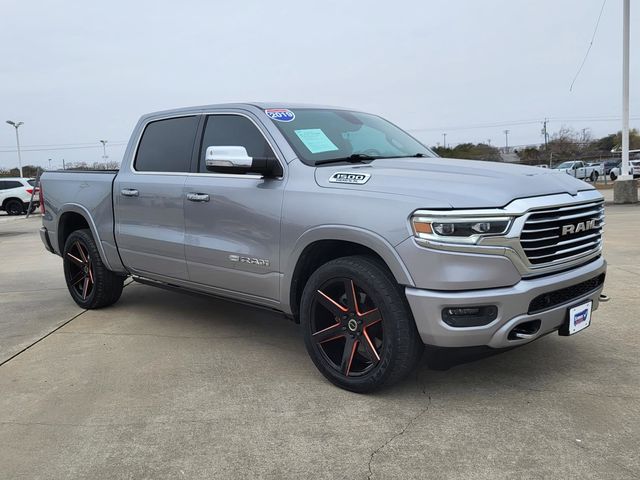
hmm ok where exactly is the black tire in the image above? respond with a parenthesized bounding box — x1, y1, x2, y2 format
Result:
(590, 171, 598, 182)
(300, 255, 423, 393)
(63, 229, 125, 309)
(4, 199, 23, 216)
(610, 172, 617, 181)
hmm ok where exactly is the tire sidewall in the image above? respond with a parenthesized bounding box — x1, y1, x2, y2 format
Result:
(63, 230, 98, 308)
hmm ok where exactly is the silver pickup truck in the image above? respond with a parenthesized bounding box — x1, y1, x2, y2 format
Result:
(39, 103, 606, 392)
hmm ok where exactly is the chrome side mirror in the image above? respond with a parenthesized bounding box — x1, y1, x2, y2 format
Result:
(205, 146, 253, 169)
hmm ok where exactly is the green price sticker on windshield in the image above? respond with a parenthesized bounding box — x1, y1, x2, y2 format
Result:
(294, 129, 339, 154)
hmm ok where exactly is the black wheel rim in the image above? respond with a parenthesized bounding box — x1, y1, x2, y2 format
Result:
(310, 278, 383, 377)
(66, 241, 95, 300)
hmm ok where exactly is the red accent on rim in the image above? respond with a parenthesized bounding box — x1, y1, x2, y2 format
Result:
(362, 329, 380, 362)
(346, 339, 359, 375)
(317, 289, 348, 313)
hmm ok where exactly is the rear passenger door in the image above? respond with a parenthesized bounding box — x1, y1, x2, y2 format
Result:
(114, 115, 199, 281)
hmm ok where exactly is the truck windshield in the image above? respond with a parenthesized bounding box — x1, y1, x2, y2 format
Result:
(555, 162, 574, 169)
(267, 108, 435, 165)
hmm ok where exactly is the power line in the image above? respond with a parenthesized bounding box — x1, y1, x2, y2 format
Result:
(569, 0, 608, 92)
(0, 142, 127, 153)
(408, 114, 640, 133)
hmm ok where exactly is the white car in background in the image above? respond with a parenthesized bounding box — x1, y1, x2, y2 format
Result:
(0, 177, 39, 215)
(609, 160, 640, 180)
(553, 160, 600, 182)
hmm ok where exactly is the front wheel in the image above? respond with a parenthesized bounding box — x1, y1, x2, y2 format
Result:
(300, 256, 423, 393)
(63, 229, 125, 309)
(611, 171, 618, 181)
(590, 171, 598, 182)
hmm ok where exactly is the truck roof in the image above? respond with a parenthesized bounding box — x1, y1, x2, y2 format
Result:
(142, 102, 355, 120)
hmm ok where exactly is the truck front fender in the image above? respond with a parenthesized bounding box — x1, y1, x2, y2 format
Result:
(281, 225, 415, 315)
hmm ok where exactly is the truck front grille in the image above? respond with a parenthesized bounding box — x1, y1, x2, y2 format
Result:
(520, 200, 604, 267)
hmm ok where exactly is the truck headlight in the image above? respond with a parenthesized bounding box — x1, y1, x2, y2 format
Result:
(411, 216, 512, 244)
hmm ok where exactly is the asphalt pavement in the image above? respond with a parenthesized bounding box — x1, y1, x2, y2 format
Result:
(0, 205, 638, 479)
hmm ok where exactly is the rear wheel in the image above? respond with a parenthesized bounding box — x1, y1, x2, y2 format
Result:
(611, 171, 618, 181)
(300, 256, 423, 392)
(590, 171, 598, 182)
(63, 229, 125, 309)
(5, 199, 23, 216)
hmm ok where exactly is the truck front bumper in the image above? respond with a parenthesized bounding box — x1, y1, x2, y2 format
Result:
(405, 257, 606, 349)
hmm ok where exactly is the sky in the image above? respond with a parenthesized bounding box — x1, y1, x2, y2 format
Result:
(1, 0, 639, 170)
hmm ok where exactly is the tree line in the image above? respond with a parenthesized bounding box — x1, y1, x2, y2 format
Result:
(433, 128, 640, 165)
(0, 161, 120, 177)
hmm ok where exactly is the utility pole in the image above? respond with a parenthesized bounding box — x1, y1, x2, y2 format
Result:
(6, 120, 24, 177)
(48, 158, 52, 170)
(99, 140, 108, 159)
(62, 158, 66, 170)
(442, 133, 447, 149)
(503, 130, 510, 153)
(614, 0, 637, 203)
(542, 118, 549, 149)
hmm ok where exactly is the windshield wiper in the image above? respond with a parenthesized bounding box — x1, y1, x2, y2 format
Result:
(315, 154, 377, 166)
(315, 152, 428, 166)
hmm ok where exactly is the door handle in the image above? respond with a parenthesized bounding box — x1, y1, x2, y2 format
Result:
(121, 188, 139, 197)
(186, 192, 210, 202)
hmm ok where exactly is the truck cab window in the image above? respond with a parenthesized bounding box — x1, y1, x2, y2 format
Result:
(199, 115, 275, 173)
(134, 116, 198, 172)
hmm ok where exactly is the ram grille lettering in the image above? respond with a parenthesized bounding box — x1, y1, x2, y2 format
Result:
(561, 219, 598, 236)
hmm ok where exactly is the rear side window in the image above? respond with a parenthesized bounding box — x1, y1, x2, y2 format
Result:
(199, 115, 275, 172)
(27, 179, 36, 186)
(1, 181, 22, 189)
(134, 116, 199, 172)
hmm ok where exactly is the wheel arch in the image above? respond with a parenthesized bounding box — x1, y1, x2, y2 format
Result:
(283, 226, 414, 321)
(2, 196, 24, 208)
(57, 204, 114, 270)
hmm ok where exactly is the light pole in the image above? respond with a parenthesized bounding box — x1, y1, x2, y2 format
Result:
(442, 133, 447, 149)
(6, 120, 24, 177)
(48, 158, 52, 170)
(503, 130, 510, 153)
(614, 0, 637, 203)
(99, 140, 108, 160)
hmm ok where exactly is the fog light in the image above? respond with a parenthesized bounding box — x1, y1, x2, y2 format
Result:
(442, 305, 498, 327)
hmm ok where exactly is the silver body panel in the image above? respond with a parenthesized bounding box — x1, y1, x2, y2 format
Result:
(40, 102, 607, 348)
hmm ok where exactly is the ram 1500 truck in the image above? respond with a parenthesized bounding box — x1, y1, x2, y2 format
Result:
(39, 103, 607, 392)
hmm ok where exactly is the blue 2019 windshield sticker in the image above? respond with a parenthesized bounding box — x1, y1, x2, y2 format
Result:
(265, 108, 295, 122)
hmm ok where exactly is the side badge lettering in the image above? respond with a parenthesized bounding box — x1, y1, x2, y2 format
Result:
(329, 172, 371, 185)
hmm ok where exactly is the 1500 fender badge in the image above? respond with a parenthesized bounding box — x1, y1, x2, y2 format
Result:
(329, 172, 371, 185)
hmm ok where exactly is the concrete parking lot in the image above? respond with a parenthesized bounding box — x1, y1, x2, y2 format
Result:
(0, 200, 639, 479)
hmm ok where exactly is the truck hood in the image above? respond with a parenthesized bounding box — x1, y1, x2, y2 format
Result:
(314, 157, 594, 209)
